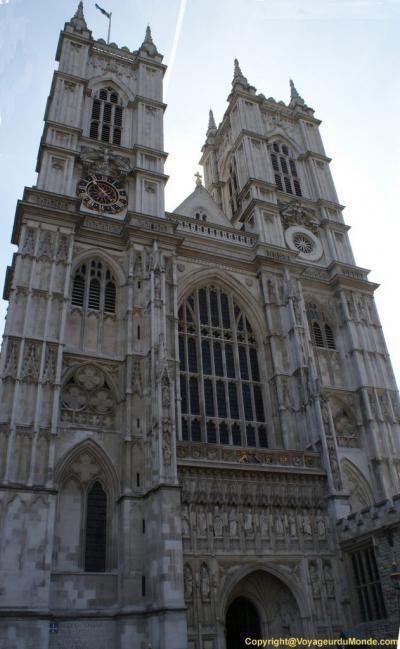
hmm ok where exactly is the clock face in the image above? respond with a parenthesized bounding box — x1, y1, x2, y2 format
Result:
(77, 174, 128, 214)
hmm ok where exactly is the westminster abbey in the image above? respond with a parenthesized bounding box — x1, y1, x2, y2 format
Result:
(0, 3, 399, 648)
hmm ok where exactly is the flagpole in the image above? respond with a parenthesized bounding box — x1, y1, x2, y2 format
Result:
(107, 12, 112, 44)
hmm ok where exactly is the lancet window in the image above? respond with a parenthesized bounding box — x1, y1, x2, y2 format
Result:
(84, 481, 107, 572)
(178, 287, 268, 447)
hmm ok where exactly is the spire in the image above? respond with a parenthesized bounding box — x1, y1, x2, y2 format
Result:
(289, 79, 306, 108)
(139, 24, 158, 58)
(70, 1, 87, 32)
(207, 109, 217, 135)
(145, 25, 153, 44)
(232, 58, 248, 87)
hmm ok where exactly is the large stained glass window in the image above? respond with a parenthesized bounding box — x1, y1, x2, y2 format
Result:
(178, 287, 268, 447)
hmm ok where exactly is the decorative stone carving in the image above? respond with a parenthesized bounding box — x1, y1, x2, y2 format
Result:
(56, 234, 69, 262)
(76, 365, 105, 391)
(132, 361, 142, 396)
(22, 227, 36, 255)
(161, 370, 170, 409)
(21, 342, 40, 383)
(279, 200, 319, 235)
(327, 438, 342, 490)
(62, 384, 88, 410)
(162, 417, 172, 466)
(3, 339, 19, 380)
(38, 230, 54, 259)
(60, 365, 116, 428)
(334, 408, 358, 447)
(42, 346, 57, 384)
(80, 145, 130, 178)
(378, 391, 392, 422)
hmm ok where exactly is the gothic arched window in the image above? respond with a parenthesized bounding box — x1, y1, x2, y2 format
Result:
(84, 481, 107, 572)
(89, 87, 123, 146)
(179, 287, 267, 447)
(71, 260, 116, 314)
(270, 141, 302, 197)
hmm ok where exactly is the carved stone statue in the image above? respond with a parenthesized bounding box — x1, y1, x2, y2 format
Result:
(274, 513, 284, 537)
(182, 507, 190, 536)
(213, 507, 224, 537)
(200, 563, 210, 599)
(309, 563, 321, 598)
(317, 515, 326, 539)
(229, 508, 238, 537)
(244, 508, 253, 536)
(197, 507, 207, 537)
(162, 418, 171, 465)
(302, 512, 312, 538)
(287, 511, 297, 538)
(184, 564, 193, 599)
(161, 371, 170, 409)
(324, 563, 335, 598)
(259, 511, 269, 537)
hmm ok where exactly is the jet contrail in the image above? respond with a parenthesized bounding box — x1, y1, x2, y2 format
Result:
(164, 0, 188, 99)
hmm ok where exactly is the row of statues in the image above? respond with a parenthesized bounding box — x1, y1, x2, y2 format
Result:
(182, 505, 328, 540)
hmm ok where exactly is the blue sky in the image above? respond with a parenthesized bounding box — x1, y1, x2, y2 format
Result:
(0, 0, 399, 384)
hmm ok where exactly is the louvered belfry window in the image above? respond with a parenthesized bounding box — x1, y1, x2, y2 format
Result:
(71, 260, 116, 314)
(307, 303, 336, 350)
(270, 141, 302, 197)
(179, 287, 268, 448)
(89, 87, 123, 146)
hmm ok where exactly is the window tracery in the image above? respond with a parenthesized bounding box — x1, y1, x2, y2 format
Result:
(179, 286, 267, 447)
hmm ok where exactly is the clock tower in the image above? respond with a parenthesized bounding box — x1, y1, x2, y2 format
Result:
(0, 4, 186, 649)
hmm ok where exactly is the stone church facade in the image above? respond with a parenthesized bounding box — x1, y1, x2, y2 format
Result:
(0, 4, 399, 649)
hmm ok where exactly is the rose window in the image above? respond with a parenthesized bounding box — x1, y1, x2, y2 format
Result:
(293, 232, 314, 254)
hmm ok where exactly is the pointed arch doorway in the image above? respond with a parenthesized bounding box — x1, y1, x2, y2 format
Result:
(224, 569, 304, 647)
(226, 596, 261, 649)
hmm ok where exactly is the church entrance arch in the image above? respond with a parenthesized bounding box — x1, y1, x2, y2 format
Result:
(224, 569, 303, 647)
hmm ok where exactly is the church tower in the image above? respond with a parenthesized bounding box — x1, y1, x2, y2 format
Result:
(0, 4, 186, 648)
(0, 5, 399, 649)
